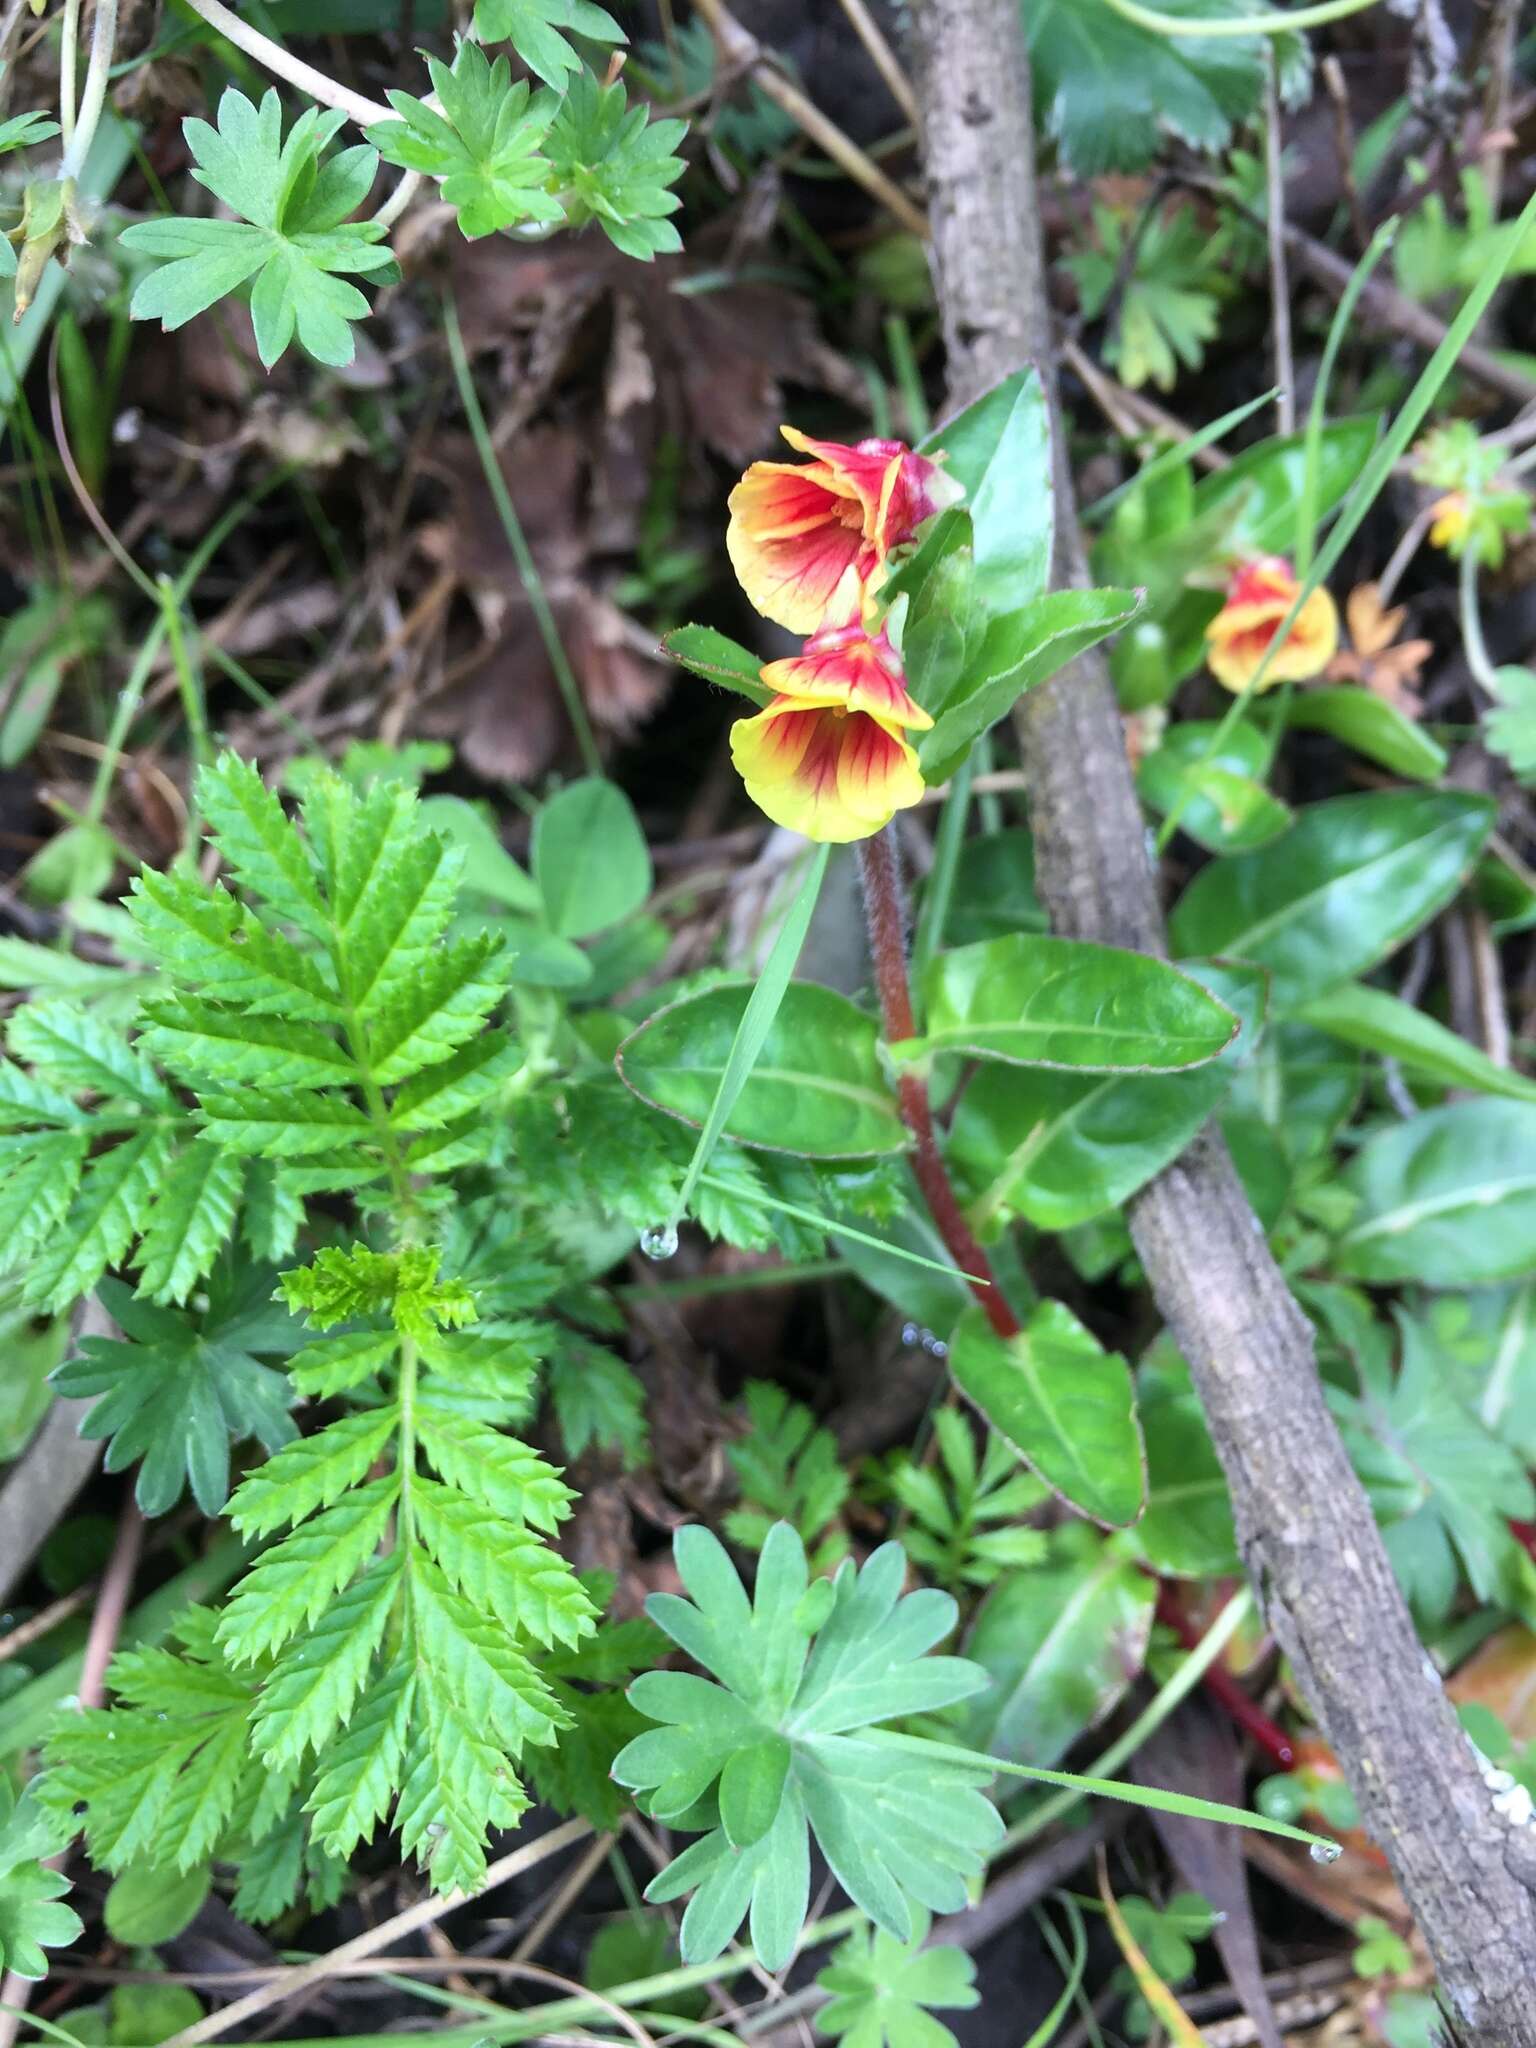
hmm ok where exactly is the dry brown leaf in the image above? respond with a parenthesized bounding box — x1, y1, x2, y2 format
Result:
(1324, 581, 1433, 714)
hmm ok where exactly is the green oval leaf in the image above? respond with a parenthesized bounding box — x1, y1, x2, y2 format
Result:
(1135, 1345, 1238, 1577)
(1337, 1101, 1536, 1288)
(958, 1526, 1155, 1766)
(951, 962, 1264, 1230)
(1281, 687, 1447, 782)
(949, 1300, 1145, 1527)
(1168, 790, 1496, 1012)
(103, 1859, 211, 1946)
(662, 624, 772, 707)
(1297, 981, 1536, 1107)
(533, 778, 652, 939)
(617, 982, 907, 1158)
(908, 934, 1238, 1072)
(1138, 722, 1292, 854)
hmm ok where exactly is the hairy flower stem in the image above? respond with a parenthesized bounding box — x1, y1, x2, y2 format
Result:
(856, 827, 1021, 1340)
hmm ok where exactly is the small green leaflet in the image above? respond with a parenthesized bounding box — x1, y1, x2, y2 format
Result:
(474, 0, 625, 90)
(545, 72, 687, 260)
(369, 44, 566, 240)
(121, 89, 398, 368)
(613, 1522, 1002, 1968)
(816, 1910, 979, 2048)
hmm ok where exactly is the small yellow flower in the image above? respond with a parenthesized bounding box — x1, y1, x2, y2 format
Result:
(1428, 492, 1473, 552)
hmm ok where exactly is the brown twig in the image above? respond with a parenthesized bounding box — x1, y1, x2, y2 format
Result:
(1263, 52, 1294, 437)
(161, 1818, 594, 2046)
(831, 0, 920, 126)
(1320, 56, 1369, 255)
(692, 0, 929, 238)
(907, 1, 1536, 2040)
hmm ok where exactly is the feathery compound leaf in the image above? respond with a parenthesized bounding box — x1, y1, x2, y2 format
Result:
(413, 1478, 596, 1649)
(128, 868, 340, 1020)
(416, 1399, 574, 1531)
(8, 1002, 170, 1108)
(52, 1271, 298, 1514)
(218, 1478, 401, 1665)
(369, 43, 564, 239)
(0, 1130, 88, 1269)
(139, 998, 355, 1091)
(252, 1551, 403, 1768)
(122, 89, 397, 368)
(308, 1661, 416, 1863)
(364, 934, 510, 1085)
(227, 1407, 400, 1539)
(198, 752, 331, 941)
(133, 1142, 245, 1304)
(25, 1128, 178, 1312)
(614, 1524, 1001, 1966)
(545, 73, 686, 260)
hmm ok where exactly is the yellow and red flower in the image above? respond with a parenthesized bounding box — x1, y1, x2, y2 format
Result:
(1205, 554, 1339, 695)
(731, 614, 931, 843)
(726, 426, 963, 633)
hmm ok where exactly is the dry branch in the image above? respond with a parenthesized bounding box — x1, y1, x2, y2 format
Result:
(907, 2, 1536, 2039)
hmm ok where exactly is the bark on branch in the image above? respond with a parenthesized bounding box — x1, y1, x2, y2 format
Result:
(908, 3, 1536, 2039)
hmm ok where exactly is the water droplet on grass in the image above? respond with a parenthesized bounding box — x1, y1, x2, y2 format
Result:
(640, 1222, 679, 1261)
(1309, 1839, 1343, 1864)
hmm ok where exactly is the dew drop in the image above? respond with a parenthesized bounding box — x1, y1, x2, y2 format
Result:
(1309, 1839, 1343, 1864)
(639, 1222, 679, 1262)
(901, 1321, 922, 1347)
(426, 1820, 446, 1839)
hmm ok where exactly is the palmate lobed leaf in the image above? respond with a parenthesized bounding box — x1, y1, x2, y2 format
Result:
(121, 88, 398, 368)
(614, 1524, 1002, 1968)
(544, 72, 687, 260)
(370, 43, 564, 239)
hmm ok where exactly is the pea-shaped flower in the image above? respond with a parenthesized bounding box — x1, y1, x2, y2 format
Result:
(726, 427, 963, 634)
(731, 611, 932, 843)
(1205, 554, 1339, 694)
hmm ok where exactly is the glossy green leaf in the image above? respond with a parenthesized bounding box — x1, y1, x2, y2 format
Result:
(1135, 1345, 1237, 1577)
(917, 588, 1143, 784)
(103, 1860, 211, 1946)
(1137, 721, 1292, 853)
(533, 778, 652, 939)
(908, 934, 1238, 1073)
(1191, 417, 1381, 561)
(950, 963, 1263, 1230)
(1281, 687, 1446, 782)
(948, 1299, 1145, 1527)
(662, 624, 772, 708)
(942, 829, 1046, 946)
(919, 369, 1035, 496)
(1297, 982, 1536, 1107)
(618, 982, 906, 1158)
(418, 796, 540, 912)
(958, 1524, 1155, 1766)
(1168, 790, 1496, 1011)
(960, 369, 1053, 612)
(1337, 1102, 1536, 1288)
(1223, 1019, 1362, 1163)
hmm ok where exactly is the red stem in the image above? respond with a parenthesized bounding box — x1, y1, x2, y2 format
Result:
(1155, 1583, 1295, 1769)
(857, 829, 1021, 1340)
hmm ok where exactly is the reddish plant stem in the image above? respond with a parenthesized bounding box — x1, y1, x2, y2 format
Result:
(857, 828, 1021, 1340)
(1154, 1583, 1295, 1770)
